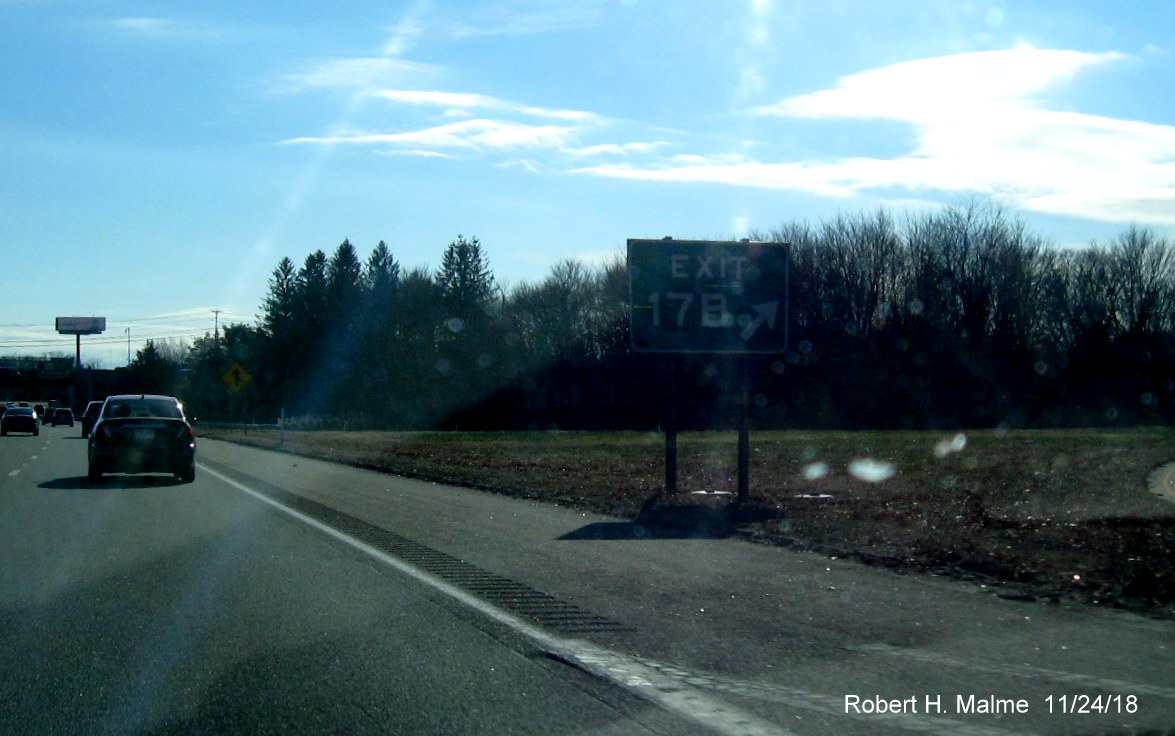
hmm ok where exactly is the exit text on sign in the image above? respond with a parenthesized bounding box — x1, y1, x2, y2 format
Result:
(627, 239, 789, 354)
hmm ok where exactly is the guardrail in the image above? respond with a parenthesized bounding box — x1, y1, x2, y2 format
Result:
(198, 421, 286, 448)
(198, 422, 281, 432)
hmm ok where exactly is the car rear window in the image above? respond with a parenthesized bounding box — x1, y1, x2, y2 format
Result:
(104, 399, 183, 420)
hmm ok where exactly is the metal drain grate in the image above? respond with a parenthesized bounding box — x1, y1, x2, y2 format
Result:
(209, 461, 633, 634)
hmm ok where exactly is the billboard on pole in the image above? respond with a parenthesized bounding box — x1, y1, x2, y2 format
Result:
(55, 317, 107, 335)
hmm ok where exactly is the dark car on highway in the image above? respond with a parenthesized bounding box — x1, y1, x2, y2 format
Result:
(80, 400, 104, 438)
(50, 408, 75, 427)
(1, 406, 39, 436)
(87, 394, 196, 483)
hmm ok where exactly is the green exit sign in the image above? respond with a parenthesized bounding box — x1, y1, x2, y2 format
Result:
(628, 239, 789, 354)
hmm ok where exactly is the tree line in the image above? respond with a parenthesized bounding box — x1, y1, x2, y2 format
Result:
(124, 204, 1175, 430)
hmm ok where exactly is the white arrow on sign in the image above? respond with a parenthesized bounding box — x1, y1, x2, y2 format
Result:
(740, 301, 779, 342)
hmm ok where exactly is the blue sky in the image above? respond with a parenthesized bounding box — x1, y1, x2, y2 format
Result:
(2, 0, 1174, 367)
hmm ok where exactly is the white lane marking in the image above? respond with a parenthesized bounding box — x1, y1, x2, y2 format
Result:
(854, 643, 1175, 699)
(8, 469, 19, 477)
(200, 463, 792, 736)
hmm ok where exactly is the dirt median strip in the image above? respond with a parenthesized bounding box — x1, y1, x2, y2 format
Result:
(202, 427, 1175, 619)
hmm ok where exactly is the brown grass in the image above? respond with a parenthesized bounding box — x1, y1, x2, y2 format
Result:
(203, 427, 1175, 618)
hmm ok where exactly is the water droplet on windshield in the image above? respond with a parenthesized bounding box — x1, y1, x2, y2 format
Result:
(848, 458, 896, 483)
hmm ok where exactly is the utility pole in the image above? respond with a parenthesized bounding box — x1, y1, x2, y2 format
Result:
(125, 327, 131, 365)
(212, 309, 222, 350)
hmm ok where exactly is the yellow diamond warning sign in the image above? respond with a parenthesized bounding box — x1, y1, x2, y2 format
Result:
(222, 363, 252, 392)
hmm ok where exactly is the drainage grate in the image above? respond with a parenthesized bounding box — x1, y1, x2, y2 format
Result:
(208, 460, 633, 635)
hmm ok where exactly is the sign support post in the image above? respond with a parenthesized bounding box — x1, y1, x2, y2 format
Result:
(738, 357, 750, 503)
(665, 360, 678, 495)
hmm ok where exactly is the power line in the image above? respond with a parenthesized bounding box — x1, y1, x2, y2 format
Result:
(0, 309, 254, 329)
(0, 329, 211, 350)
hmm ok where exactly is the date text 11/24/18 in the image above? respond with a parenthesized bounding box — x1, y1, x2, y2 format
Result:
(1047, 694, 1138, 714)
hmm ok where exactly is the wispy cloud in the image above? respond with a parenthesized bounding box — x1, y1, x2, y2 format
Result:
(441, 0, 602, 39)
(285, 87, 669, 163)
(381, 0, 432, 56)
(285, 118, 579, 152)
(110, 17, 178, 35)
(104, 16, 223, 41)
(370, 89, 598, 121)
(575, 158, 852, 198)
(282, 58, 436, 92)
(734, 0, 776, 103)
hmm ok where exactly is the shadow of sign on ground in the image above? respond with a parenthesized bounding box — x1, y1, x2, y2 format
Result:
(560, 503, 739, 541)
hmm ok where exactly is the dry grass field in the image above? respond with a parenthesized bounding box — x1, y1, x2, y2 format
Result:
(204, 426, 1175, 619)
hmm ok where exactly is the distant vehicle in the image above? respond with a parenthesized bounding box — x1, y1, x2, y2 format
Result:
(35, 404, 46, 422)
(87, 394, 196, 483)
(80, 400, 104, 438)
(1, 406, 39, 436)
(50, 408, 75, 427)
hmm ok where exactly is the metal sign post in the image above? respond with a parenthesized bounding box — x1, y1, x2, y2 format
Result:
(628, 239, 789, 505)
(738, 357, 750, 503)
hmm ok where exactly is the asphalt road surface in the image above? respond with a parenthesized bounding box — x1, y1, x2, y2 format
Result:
(3, 425, 1174, 735)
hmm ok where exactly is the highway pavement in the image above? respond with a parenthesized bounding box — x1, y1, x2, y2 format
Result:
(0, 426, 695, 735)
(3, 425, 1174, 735)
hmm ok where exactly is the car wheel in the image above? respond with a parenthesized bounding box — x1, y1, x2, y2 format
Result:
(176, 464, 195, 484)
(88, 463, 103, 483)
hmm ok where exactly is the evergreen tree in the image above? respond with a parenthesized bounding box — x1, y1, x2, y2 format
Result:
(436, 235, 496, 325)
(260, 257, 299, 408)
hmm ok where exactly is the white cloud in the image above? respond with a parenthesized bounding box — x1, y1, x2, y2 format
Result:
(580, 45, 1175, 227)
(757, 45, 1121, 122)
